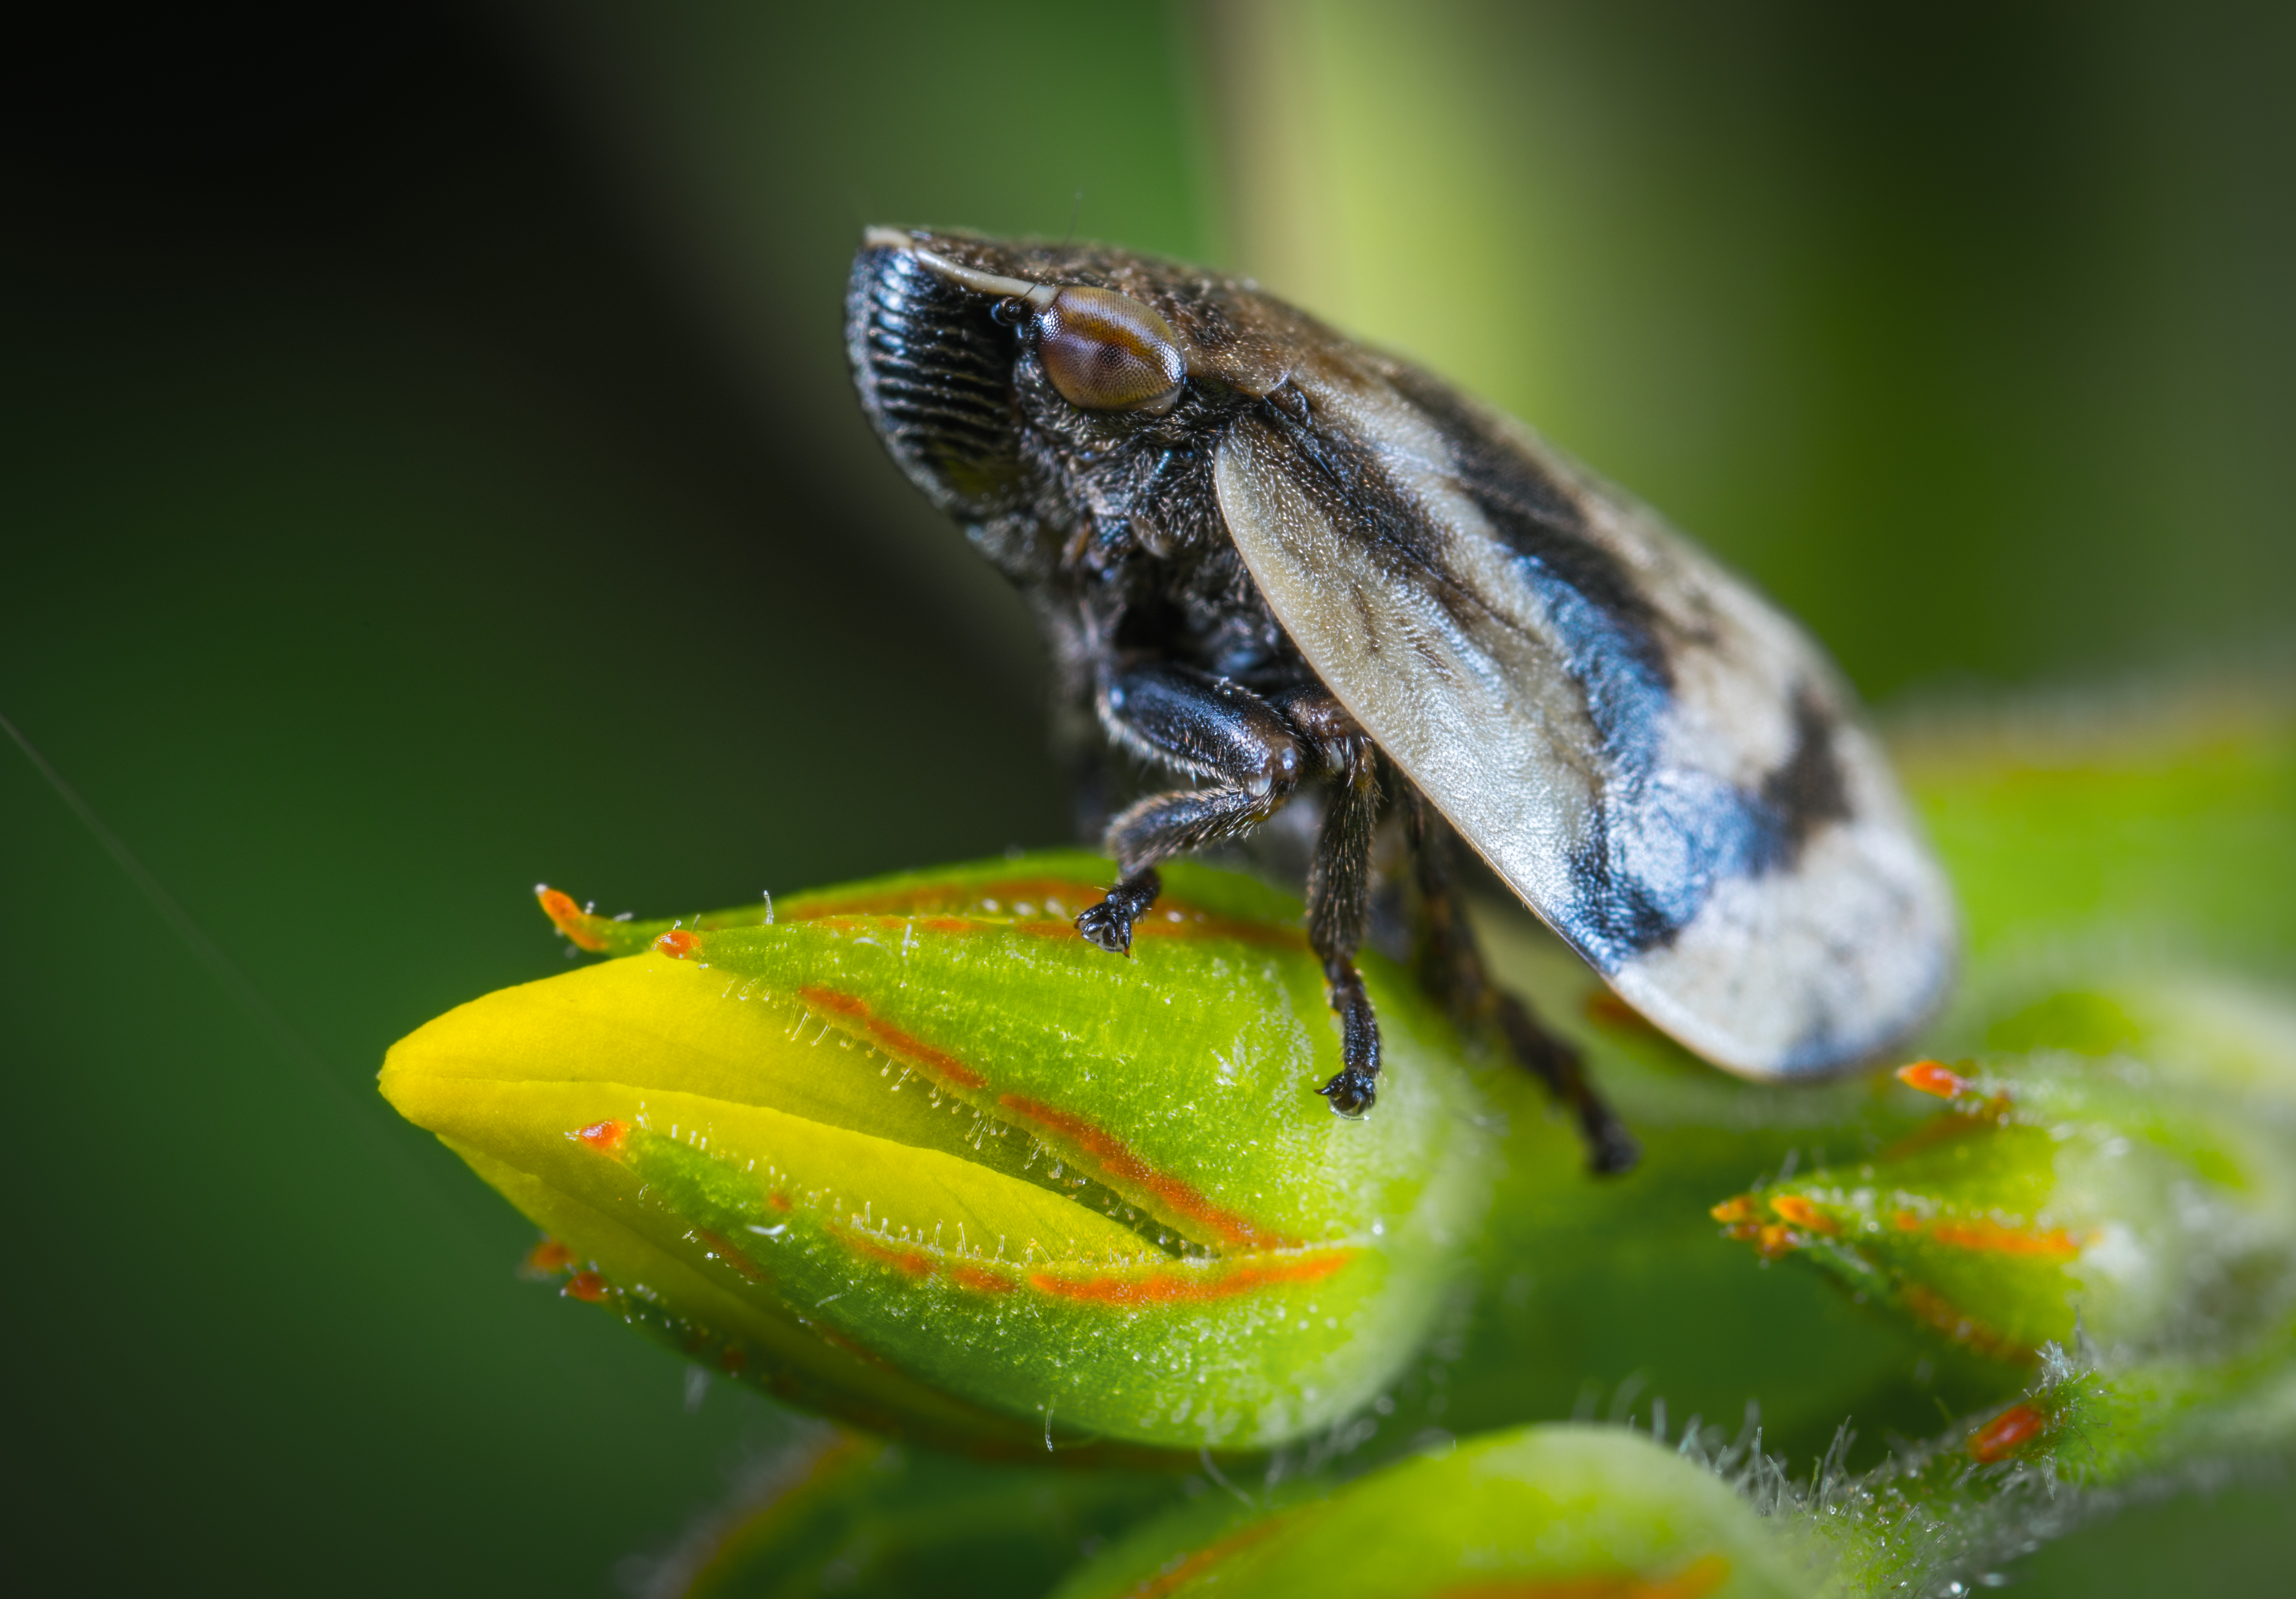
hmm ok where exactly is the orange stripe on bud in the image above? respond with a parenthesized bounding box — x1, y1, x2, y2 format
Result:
(1127, 908, 1307, 950)
(695, 1229, 773, 1286)
(813, 1204, 1347, 1306)
(783, 877, 1108, 921)
(782, 878, 1304, 945)
(1897, 1283, 2032, 1362)
(1768, 1194, 1837, 1234)
(1025, 1249, 1352, 1307)
(949, 1265, 1019, 1295)
(838, 1229, 937, 1280)
(1127, 1515, 1292, 1598)
(1969, 1402, 2048, 1463)
(1891, 1206, 2084, 1259)
(562, 1270, 611, 1304)
(818, 1220, 1017, 1294)
(998, 1091, 1296, 1251)
(907, 917, 983, 936)
(1926, 1219, 2085, 1260)
(796, 986, 988, 1092)
(790, 986, 1293, 1252)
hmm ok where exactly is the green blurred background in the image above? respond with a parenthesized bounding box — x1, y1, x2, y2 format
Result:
(3, 2, 2290, 1591)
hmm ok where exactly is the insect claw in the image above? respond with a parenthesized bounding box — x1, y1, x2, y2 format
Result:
(1074, 898, 1136, 956)
(1077, 870, 1160, 957)
(1319, 1070, 1378, 1119)
(1585, 1115, 1642, 1177)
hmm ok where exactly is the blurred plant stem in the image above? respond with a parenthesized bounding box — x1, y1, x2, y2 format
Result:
(1192, 0, 1545, 411)
(624, 1427, 1179, 1599)
(1183, 4, 2296, 699)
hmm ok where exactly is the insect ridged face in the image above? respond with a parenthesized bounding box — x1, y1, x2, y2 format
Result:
(844, 240, 1028, 518)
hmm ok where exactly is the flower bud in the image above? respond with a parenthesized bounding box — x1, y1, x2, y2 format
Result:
(381, 853, 1495, 1458)
(1050, 1425, 1815, 1599)
(1712, 975, 2296, 1366)
(626, 1427, 1179, 1598)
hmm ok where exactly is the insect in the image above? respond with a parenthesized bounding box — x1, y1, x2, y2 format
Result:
(846, 228, 1957, 1170)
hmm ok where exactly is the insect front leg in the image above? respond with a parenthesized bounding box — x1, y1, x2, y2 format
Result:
(1274, 686, 1384, 1118)
(1409, 797, 1641, 1175)
(1076, 665, 1303, 956)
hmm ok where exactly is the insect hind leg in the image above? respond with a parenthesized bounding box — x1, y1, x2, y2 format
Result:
(1409, 797, 1641, 1175)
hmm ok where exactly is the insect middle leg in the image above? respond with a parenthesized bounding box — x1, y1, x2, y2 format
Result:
(1077, 670, 1389, 1118)
(1409, 797, 1641, 1175)
(1275, 686, 1384, 1117)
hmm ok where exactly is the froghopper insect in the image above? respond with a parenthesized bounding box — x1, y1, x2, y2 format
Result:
(846, 229, 1957, 1169)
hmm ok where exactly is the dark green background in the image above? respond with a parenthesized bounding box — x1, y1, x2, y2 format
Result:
(3, 3, 2289, 1591)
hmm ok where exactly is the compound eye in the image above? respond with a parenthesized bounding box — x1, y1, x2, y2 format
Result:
(1037, 287, 1187, 414)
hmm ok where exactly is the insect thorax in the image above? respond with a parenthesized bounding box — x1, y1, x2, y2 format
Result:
(985, 381, 1303, 695)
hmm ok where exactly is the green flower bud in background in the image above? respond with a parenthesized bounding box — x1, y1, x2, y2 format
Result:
(623, 1427, 1178, 1599)
(1796, 1305, 2296, 1595)
(381, 853, 1495, 1459)
(1713, 974, 2296, 1369)
(1050, 1425, 1817, 1599)
(1414, 906, 2029, 1465)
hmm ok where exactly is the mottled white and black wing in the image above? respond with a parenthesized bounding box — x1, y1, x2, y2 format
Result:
(1213, 363, 1956, 1078)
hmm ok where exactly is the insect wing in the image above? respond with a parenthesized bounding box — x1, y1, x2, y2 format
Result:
(1213, 375, 1956, 1078)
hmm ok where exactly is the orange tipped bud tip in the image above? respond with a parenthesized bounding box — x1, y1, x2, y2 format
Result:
(523, 1238, 577, 1274)
(1897, 1059, 1970, 1099)
(572, 1118, 630, 1154)
(536, 885, 614, 952)
(1710, 1195, 1761, 1225)
(562, 1270, 612, 1304)
(653, 928, 701, 959)
(1968, 1402, 2048, 1463)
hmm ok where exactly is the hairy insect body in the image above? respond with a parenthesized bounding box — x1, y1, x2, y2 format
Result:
(849, 228, 1956, 1156)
